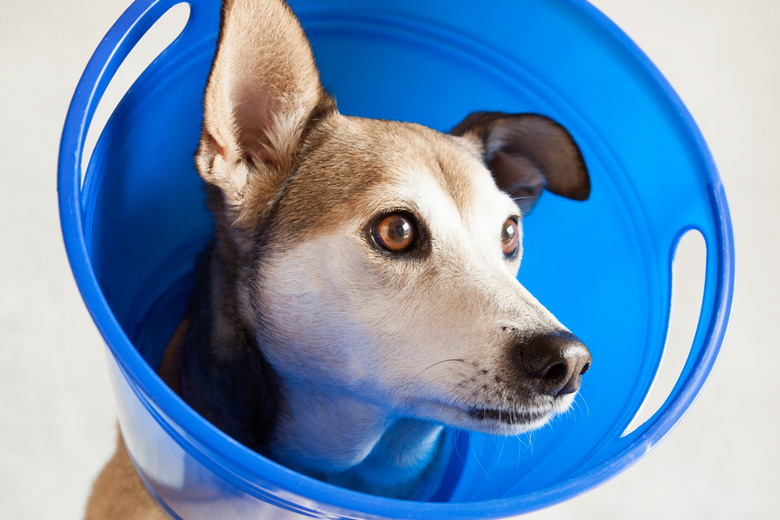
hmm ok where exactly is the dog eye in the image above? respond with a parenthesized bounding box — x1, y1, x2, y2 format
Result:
(373, 213, 416, 253)
(501, 217, 520, 257)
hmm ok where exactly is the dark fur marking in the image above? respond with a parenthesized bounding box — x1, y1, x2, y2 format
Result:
(450, 112, 590, 214)
(179, 242, 281, 454)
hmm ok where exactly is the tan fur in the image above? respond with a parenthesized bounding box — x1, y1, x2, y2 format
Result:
(85, 317, 190, 519)
(86, 432, 167, 520)
(264, 115, 495, 241)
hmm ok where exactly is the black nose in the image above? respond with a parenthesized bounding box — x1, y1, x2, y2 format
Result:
(517, 332, 591, 397)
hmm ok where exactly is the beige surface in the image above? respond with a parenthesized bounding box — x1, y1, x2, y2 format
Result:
(0, 0, 777, 518)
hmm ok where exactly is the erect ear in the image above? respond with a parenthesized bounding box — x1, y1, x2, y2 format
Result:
(195, 0, 335, 229)
(451, 112, 590, 214)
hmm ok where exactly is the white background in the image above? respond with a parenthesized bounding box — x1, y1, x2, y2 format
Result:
(1, 0, 777, 518)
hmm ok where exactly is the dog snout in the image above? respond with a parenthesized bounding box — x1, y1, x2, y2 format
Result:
(517, 332, 591, 397)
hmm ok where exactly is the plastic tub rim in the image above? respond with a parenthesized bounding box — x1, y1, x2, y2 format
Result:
(57, 0, 735, 517)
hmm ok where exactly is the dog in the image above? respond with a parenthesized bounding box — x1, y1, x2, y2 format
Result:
(86, 0, 591, 517)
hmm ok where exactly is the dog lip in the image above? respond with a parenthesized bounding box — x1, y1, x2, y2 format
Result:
(466, 407, 549, 425)
(406, 397, 558, 431)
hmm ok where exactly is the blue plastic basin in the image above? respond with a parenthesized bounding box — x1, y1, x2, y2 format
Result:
(58, 0, 734, 518)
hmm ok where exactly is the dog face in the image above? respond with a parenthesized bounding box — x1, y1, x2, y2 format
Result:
(254, 115, 588, 436)
(195, 0, 590, 437)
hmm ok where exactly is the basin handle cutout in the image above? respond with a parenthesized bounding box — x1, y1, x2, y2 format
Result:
(623, 229, 707, 436)
(80, 2, 192, 183)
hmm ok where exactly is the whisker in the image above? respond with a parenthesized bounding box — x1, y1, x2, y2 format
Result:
(523, 430, 535, 462)
(579, 395, 591, 417)
(494, 433, 506, 462)
(571, 400, 582, 417)
(412, 358, 466, 379)
(471, 442, 492, 479)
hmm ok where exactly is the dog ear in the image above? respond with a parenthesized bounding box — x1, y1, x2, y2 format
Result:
(195, 0, 334, 229)
(451, 112, 590, 214)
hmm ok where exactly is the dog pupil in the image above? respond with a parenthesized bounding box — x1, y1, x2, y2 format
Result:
(393, 221, 409, 239)
(504, 223, 514, 241)
(389, 217, 411, 242)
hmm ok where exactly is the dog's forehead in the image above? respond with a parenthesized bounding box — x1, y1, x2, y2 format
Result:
(280, 114, 516, 233)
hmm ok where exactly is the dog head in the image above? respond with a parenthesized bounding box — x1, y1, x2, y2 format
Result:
(196, 0, 591, 436)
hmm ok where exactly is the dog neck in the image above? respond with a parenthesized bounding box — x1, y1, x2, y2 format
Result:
(173, 240, 447, 498)
(270, 381, 446, 498)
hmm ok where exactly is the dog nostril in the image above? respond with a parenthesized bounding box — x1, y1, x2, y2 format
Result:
(542, 362, 568, 382)
(580, 362, 591, 376)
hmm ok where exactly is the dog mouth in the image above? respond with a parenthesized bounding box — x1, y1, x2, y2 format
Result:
(402, 392, 575, 435)
(421, 400, 559, 434)
(447, 392, 576, 433)
(466, 406, 549, 425)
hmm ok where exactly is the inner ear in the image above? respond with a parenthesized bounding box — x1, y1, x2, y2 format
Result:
(486, 151, 545, 213)
(451, 112, 590, 213)
(230, 82, 277, 163)
(194, 0, 336, 229)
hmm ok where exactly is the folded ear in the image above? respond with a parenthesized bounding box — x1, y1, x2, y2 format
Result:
(451, 112, 590, 214)
(196, 0, 335, 229)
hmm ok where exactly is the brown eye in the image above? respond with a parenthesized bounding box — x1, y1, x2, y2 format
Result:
(501, 217, 520, 257)
(373, 213, 416, 253)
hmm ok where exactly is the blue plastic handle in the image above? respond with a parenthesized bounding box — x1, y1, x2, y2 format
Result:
(60, 0, 209, 192)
